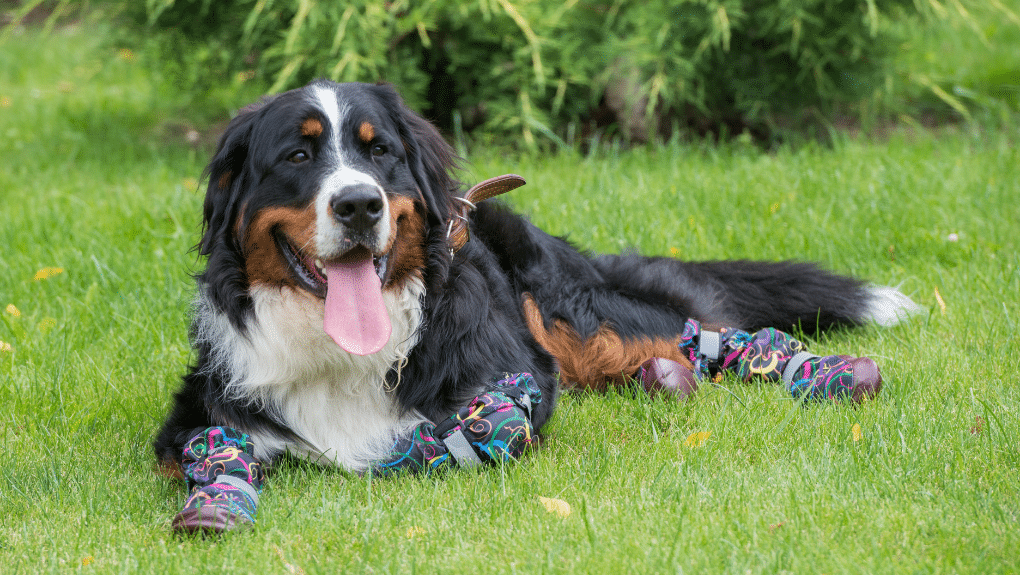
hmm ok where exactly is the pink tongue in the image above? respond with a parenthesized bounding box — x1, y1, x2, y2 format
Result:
(323, 256, 391, 356)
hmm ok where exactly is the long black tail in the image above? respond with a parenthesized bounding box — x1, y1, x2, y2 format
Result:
(593, 255, 881, 335)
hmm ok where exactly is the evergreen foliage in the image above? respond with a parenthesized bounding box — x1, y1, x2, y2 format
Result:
(138, 0, 914, 143)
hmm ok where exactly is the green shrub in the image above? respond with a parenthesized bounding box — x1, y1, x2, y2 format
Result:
(137, 0, 915, 144)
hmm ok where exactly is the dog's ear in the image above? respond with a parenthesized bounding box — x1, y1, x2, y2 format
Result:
(195, 98, 278, 327)
(372, 84, 458, 228)
(199, 97, 275, 256)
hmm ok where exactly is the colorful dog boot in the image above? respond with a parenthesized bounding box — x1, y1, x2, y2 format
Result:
(678, 319, 882, 402)
(371, 373, 542, 475)
(171, 426, 264, 534)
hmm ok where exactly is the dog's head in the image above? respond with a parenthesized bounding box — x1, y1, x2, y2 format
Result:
(198, 80, 457, 355)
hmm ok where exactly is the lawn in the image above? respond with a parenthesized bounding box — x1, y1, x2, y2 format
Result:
(1, 17, 1019, 575)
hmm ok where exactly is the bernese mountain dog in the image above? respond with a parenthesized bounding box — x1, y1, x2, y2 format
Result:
(154, 79, 918, 478)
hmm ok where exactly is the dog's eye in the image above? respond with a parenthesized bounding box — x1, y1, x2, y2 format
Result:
(370, 144, 387, 157)
(288, 150, 310, 164)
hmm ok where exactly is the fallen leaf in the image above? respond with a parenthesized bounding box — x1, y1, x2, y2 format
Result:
(34, 267, 64, 281)
(934, 287, 947, 316)
(538, 496, 571, 517)
(81, 556, 94, 567)
(0, 340, 11, 352)
(5, 304, 19, 317)
(970, 416, 984, 435)
(406, 526, 426, 538)
(851, 423, 862, 442)
(685, 430, 712, 448)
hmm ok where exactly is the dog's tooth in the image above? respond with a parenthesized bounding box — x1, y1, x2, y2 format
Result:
(315, 259, 324, 271)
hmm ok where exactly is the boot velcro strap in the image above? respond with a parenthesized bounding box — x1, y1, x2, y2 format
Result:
(214, 474, 260, 506)
(699, 330, 721, 362)
(782, 352, 821, 386)
(444, 430, 482, 467)
(517, 393, 532, 418)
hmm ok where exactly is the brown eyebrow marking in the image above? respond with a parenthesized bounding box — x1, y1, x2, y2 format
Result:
(300, 117, 323, 137)
(358, 121, 375, 143)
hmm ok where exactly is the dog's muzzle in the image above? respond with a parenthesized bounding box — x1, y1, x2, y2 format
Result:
(330, 184, 385, 243)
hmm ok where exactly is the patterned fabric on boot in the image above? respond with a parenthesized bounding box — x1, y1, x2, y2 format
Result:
(172, 426, 265, 534)
(371, 373, 542, 475)
(677, 319, 881, 402)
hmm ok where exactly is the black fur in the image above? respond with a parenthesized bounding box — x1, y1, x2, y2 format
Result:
(154, 80, 879, 469)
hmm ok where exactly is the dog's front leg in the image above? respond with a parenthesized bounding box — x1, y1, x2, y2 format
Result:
(171, 426, 265, 534)
(370, 373, 542, 475)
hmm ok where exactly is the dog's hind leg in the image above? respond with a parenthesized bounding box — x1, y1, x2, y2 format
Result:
(675, 318, 883, 403)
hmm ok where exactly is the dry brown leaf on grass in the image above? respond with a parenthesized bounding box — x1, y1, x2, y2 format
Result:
(970, 416, 985, 435)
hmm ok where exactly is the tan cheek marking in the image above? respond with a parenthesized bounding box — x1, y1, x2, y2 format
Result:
(243, 205, 317, 286)
(522, 294, 693, 391)
(381, 195, 426, 289)
(359, 121, 375, 143)
(154, 460, 184, 480)
(301, 117, 323, 137)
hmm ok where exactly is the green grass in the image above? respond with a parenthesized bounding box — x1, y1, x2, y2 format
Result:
(2, 20, 1020, 575)
(883, 0, 1020, 125)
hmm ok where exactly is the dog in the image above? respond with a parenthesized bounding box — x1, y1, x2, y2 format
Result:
(154, 79, 919, 478)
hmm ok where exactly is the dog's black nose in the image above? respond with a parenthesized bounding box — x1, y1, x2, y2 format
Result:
(331, 184, 384, 232)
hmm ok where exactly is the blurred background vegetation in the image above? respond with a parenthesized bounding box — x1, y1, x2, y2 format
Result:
(3, 0, 1019, 148)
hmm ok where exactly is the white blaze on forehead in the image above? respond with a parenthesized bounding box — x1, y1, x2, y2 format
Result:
(313, 84, 345, 151)
(309, 84, 391, 259)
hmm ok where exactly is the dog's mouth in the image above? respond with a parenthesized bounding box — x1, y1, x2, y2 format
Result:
(275, 232, 392, 356)
(275, 232, 389, 296)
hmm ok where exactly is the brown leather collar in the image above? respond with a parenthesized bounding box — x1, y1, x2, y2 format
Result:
(446, 174, 526, 254)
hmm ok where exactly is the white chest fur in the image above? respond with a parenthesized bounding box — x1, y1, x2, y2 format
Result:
(194, 278, 427, 471)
